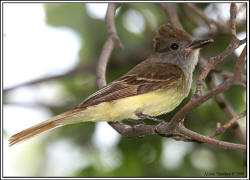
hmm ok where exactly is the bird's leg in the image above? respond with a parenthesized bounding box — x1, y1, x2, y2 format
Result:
(136, 113, 165, 123)
(126, 119, 145, 125)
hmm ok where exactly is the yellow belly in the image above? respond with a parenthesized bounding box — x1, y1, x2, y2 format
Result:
(109, 85, 186, 120)
(70, 79, 187, 123)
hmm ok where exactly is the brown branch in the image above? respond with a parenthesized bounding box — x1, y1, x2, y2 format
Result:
(197, 57, 246, 144)
(212, 69, 246, 83)
(96, 3, 123, 89)
(206, 72, 246, 144)
(168, 30, 246, 130)
(234, 45, 246, 77)
(167, 76, 242, 130)
(94, 2, 246, 151)
(95, 3, 133, 134)
(154, 121, 246, 151)
(199, 39, 246, 89)
(158, 3, 244, 148)
(157, 3, 183, 30)
(105, 4, 124, 49)
(196, 3, 246, 152)
(178, 123, 245, 151)
(180, 4, 200, 27)
(96, 38, 115, 88)
(109, 122, 156, 137)
(184, 3, 226, 33)
(230, 3, 238, 37)
(105, 73, 246, 151)
(3, 64, 95, 92)
(196, 38, 241, 94)
(164, 3, 246, 144)
(209, 111, 246, 138)
(184, 3, 213, 30)
(195, 3, 244, 97)
(223, 111, 246, 129)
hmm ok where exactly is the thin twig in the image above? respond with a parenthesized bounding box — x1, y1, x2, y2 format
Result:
(167, 76, 242, 130)
(184, 3, 226, 33)
(223, 111, 246, 129)
(230, 3, 238, 37)
(95, 3, 132, 134)
(184, 3, 213, 30)
(209, 111, 246, 138)
(212, 69, 246, 83)
(154, 122, 246, 151)
(3, 64, 95, 92)
(196, 37, 241, 95)
(157, 3, 183, 30)
(197, 43, 246, 145)
(234, 46, 246, 77)
(96, 3, 123, 89)
(206, 72, 246, 144)
(180, 4, 200, 27)
(198, 56, 246, 144)
(96, 38, 115, 88)
(94, 2, 246, 151)
(178, 123, 246, 151)
(105, 4, 124, 49)
(194, 3, 244, 97)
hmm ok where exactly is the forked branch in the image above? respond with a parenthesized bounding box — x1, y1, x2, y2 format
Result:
(96, 3, 246, 151)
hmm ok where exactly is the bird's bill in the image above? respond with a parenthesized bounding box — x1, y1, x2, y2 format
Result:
(188, 39, 214, 50)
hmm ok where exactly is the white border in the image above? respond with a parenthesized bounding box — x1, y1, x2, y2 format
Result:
(1, 1, 248, 179)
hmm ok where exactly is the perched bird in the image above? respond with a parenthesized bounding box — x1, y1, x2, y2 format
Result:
(9, 24, 213, 146)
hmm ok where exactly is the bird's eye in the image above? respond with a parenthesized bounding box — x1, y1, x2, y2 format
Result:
(170, 43, 179, 50)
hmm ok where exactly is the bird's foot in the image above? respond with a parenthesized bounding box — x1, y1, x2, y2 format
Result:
(126, 119, 145, 138)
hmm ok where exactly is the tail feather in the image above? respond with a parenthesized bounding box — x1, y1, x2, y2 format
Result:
(9, 120, 61, 146)
(9, 108, 86, 146)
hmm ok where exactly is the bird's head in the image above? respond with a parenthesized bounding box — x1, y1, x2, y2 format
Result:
(153, 24, 213, 54)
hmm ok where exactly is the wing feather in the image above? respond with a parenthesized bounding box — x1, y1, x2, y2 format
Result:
(74, 61, 184, 110)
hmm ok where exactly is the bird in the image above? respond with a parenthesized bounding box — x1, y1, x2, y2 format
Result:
(9, 24, 213, 146)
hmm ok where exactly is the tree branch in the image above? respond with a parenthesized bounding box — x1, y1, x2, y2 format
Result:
(195, 3, 245, 97)
(178, 123, 245, 151)
(209, 111, 246, 138)
(95, 3, 133, 134)
(154, 121, 246, 151)
(157, 3, 184, 30)
(156, 3, 246, 150)
(206, 72, 246, 144)
(234, 45, 246, 77)
(197, 57, 246, 145)
(230, 3, 238, 37)
(3, 64, 95, 92)
(180, 4, 200, 27)
(96, 38, 115, 89)
(94, 2, 246, 151)
(184, 3, 227, 33)
(96, 3, 123, 89)
(167, 76, 242, 130)
(211, 69, 246, 84)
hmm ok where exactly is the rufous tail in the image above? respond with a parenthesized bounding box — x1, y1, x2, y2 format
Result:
(8, 105, 90, 146)
(8, 109, 82, 146)
(9, 119, 62, 146)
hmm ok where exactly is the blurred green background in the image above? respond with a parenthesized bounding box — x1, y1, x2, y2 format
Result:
(3, 2, 246, 177)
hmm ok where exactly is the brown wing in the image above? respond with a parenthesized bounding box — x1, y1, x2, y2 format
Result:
(75, 60, 184, 110)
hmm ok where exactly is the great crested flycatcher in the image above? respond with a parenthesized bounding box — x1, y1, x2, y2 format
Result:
(9, 24, 213, 146)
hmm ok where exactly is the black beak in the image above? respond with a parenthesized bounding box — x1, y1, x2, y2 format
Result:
(188, 39, 214, 49)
